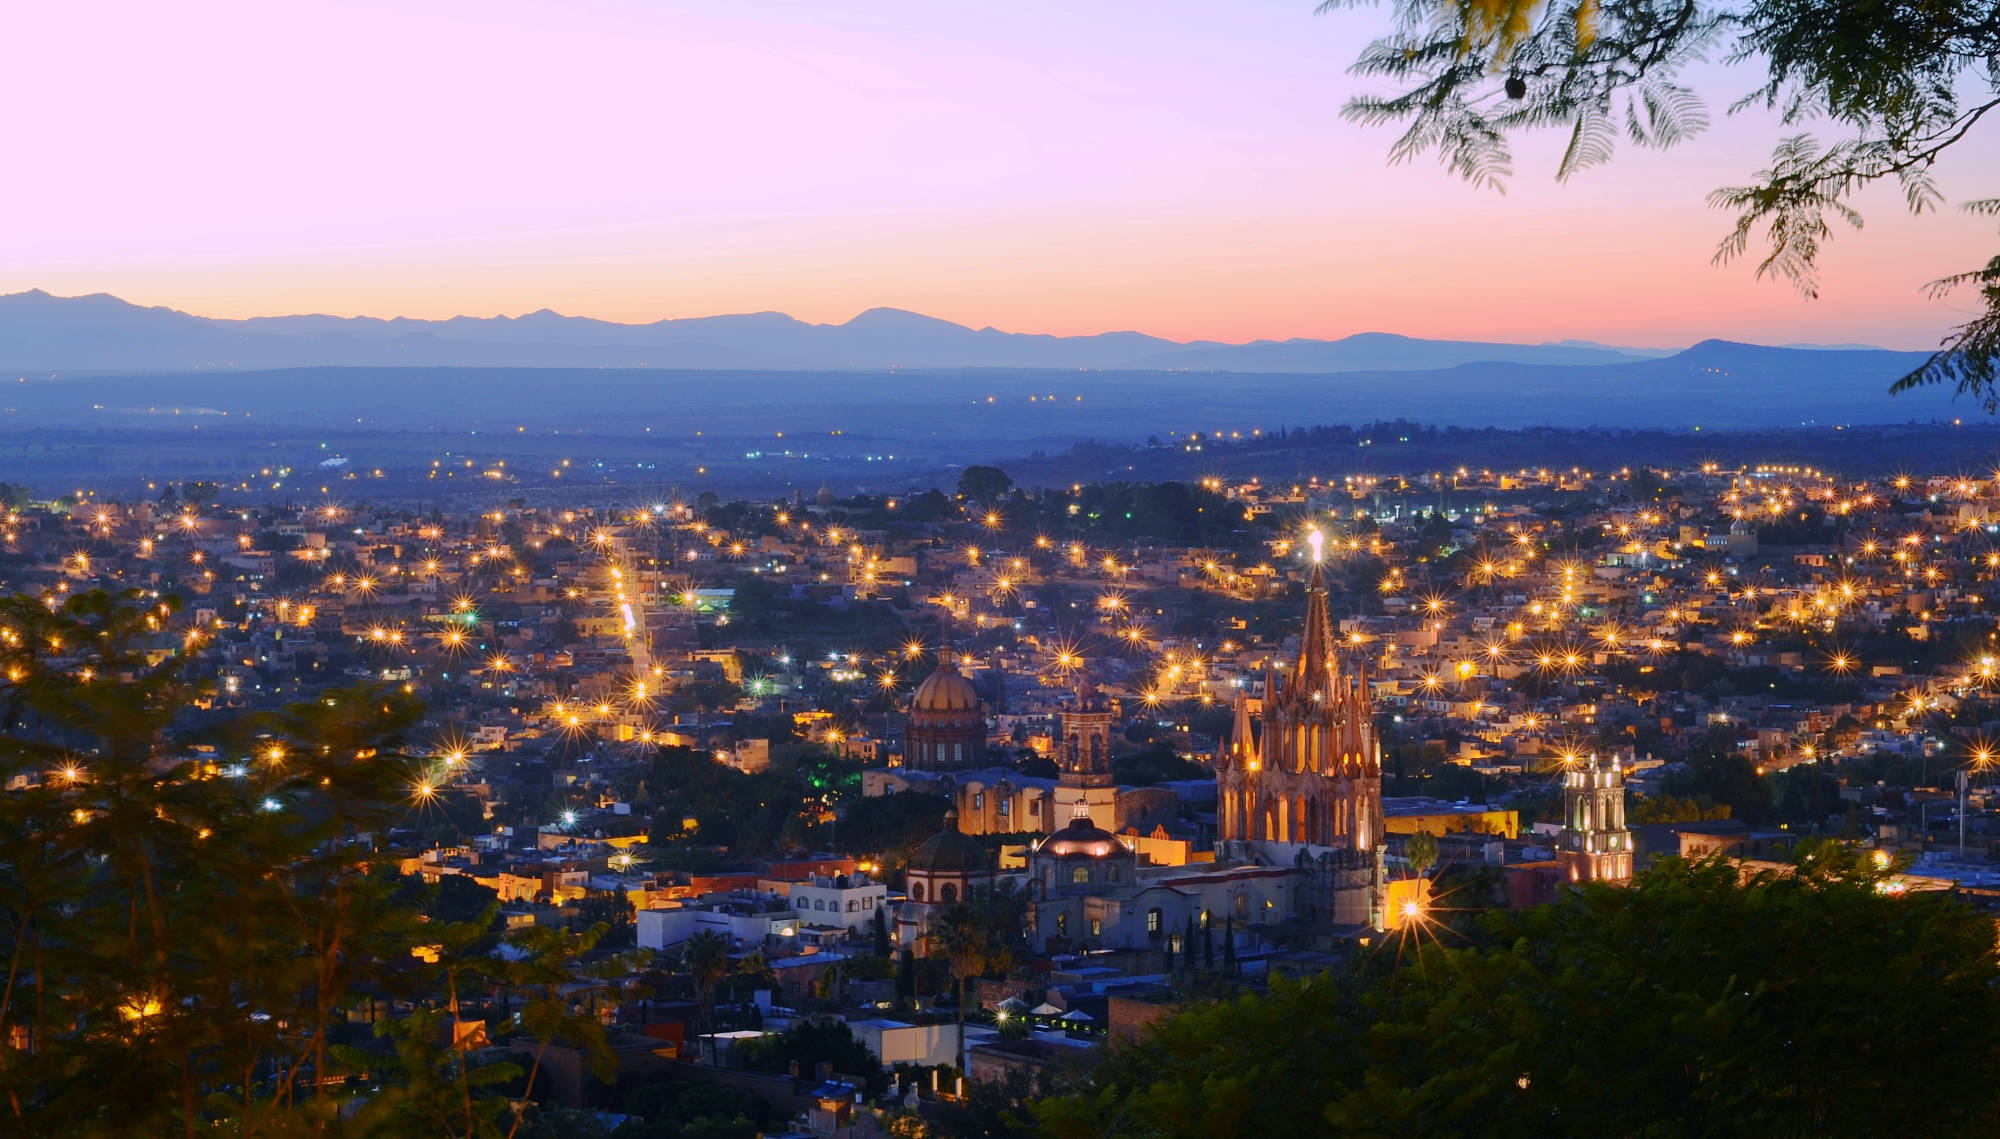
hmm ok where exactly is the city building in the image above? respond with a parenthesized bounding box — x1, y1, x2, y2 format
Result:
(903, 657, 988, 770)
(782, 872, 888, 937)
(1558, 754, 1634, 883)
(1215, 540, 1383, 853)
(898, 809, 994, 953)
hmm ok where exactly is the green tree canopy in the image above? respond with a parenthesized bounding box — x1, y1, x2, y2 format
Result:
(1110, 743, 1210, 786)
(957, 466, 1015, 504)
(1038, 846, 2000, 1137)
(0, 589, 633, 1137)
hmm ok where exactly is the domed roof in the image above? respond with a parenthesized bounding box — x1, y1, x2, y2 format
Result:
(911, 659, 982, 714)
(1035, 801, 1129, 860)
(911, 810, 987, 874)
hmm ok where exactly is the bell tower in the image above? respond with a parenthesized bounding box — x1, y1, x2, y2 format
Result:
(1054, 668, 1119, 832)
(1059, 671, 1114, 789)
(1558, 753, 1633, 883)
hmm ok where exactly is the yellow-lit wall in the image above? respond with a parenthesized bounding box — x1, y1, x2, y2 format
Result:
(1383, 878, 1433, 932)
(1384, 808, 1519, 840)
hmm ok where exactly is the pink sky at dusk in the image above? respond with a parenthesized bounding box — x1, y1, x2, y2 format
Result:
(7, 0, 1996, 350)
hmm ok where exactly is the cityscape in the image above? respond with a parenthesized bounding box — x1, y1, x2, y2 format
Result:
(7, 447, 2000, 1133)
(9, 0, 2000, 1137)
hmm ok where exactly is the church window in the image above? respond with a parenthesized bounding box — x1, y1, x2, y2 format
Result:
(1233, 894, 1246, 916)
(1199, 910, 1211, 930)
(1147, 908, 1162, 934)
(1071, 866, 1089, 884)
(912, 882, 926, 902)
(998, 798, 1009, 816)
(940, 884, 958, 903)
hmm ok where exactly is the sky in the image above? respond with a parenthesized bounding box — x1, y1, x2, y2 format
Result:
(7, 0, 1997, 350)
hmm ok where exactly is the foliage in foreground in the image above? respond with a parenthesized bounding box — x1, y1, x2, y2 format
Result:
(1322, 0, 2000, 405)
(0, 590, 629, 1138)
(1037, 847, 2000, 1138)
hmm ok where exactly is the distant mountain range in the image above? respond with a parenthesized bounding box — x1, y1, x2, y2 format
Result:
(0, 289, 1958, 438)
(0, 339, 1946, 436)
(1, 289, 1699, 374)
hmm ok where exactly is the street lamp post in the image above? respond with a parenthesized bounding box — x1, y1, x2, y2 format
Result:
(1959, 766, 1970, 859)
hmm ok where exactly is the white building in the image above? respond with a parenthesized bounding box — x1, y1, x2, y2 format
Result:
(636, 900, 800, 952)
(784, 873, 888, 936)
(847, 1018, 960, 1067)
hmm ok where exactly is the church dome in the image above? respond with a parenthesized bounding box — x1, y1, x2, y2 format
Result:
(1035, 802, 1127, 860)
(911, 661, 981, 715)
(912, 810, 988, 874)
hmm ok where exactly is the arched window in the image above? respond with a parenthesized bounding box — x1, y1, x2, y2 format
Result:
(1199, 909, 1211, 930)
(1146, 908, 1162, 934)
(1233, 893, 1246, 916)
(912, 881, 926, 902)
(940, 883, 958, 903)
(1071, 866, 1089, 884)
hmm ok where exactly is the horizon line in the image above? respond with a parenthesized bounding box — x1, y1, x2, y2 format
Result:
(3, 287, 1736, 355)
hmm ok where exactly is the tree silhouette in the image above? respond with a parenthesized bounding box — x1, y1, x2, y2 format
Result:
(1038, 847, 2000, 1137)
(1404, 828, 1440, 877)
(1323, 0, 2000, 405)
(680, 930, 732, 1034)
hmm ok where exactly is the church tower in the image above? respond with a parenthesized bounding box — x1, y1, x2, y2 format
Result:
(1058, 671, 1114, 789)
(1054, 669, 1118, 831)
(1216, 529, 1383, 853)
(1558, 753, 1633, 883)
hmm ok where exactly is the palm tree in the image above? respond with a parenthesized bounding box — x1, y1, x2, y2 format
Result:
(681, 930, 731, 1034)
(932, 904, 998, 1079)
(734, 947, 777, 1003)
(1406, 829, 1440, 878)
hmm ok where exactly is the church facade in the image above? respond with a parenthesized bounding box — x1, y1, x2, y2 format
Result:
(1216, 555, 1383, 853)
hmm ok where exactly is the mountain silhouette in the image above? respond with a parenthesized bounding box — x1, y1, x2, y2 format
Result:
(2, 289, 1670, 373)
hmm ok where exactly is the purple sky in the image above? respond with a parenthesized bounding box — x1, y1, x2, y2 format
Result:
(8, 0, 1995, 348)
